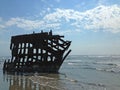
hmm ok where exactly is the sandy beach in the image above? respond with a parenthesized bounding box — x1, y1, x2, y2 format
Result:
(1, 55, 120, 90)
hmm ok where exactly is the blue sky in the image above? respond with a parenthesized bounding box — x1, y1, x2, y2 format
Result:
(0, 0, 120, 56)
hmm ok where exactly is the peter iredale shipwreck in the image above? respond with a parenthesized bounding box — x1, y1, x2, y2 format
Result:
(3, 30, 71, 73)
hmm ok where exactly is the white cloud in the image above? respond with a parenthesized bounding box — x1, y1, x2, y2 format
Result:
(5, 17, 60, 30)
(44, 4, 120, 33)
(6, 18, 43, 30)
(44, 8, 83, 22)
(54, 30, 72, 35)
(0, 24, 5, 29)
(83, 5, 120, 33)
(0, 4, 120, 33)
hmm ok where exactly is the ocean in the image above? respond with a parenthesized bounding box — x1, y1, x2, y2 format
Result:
(0, 55, 120, 90)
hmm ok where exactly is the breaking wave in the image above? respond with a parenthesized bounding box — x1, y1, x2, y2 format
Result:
(29, 73, 107, 90)
(66, 55, 120, 73)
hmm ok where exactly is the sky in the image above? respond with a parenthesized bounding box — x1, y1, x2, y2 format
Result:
(0, 0, 120, 56)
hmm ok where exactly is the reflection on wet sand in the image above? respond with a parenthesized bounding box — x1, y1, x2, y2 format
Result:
(3, 72, 63, 90)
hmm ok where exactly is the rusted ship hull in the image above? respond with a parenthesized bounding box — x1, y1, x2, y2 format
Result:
(3, 30, 71, 73)
(4, 61, 61, 73)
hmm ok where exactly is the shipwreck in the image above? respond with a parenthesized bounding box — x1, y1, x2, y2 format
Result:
(3, 30, 71, 73)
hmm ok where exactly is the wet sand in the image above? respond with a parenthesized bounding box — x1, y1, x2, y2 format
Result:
(1, 55, 120, 90)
